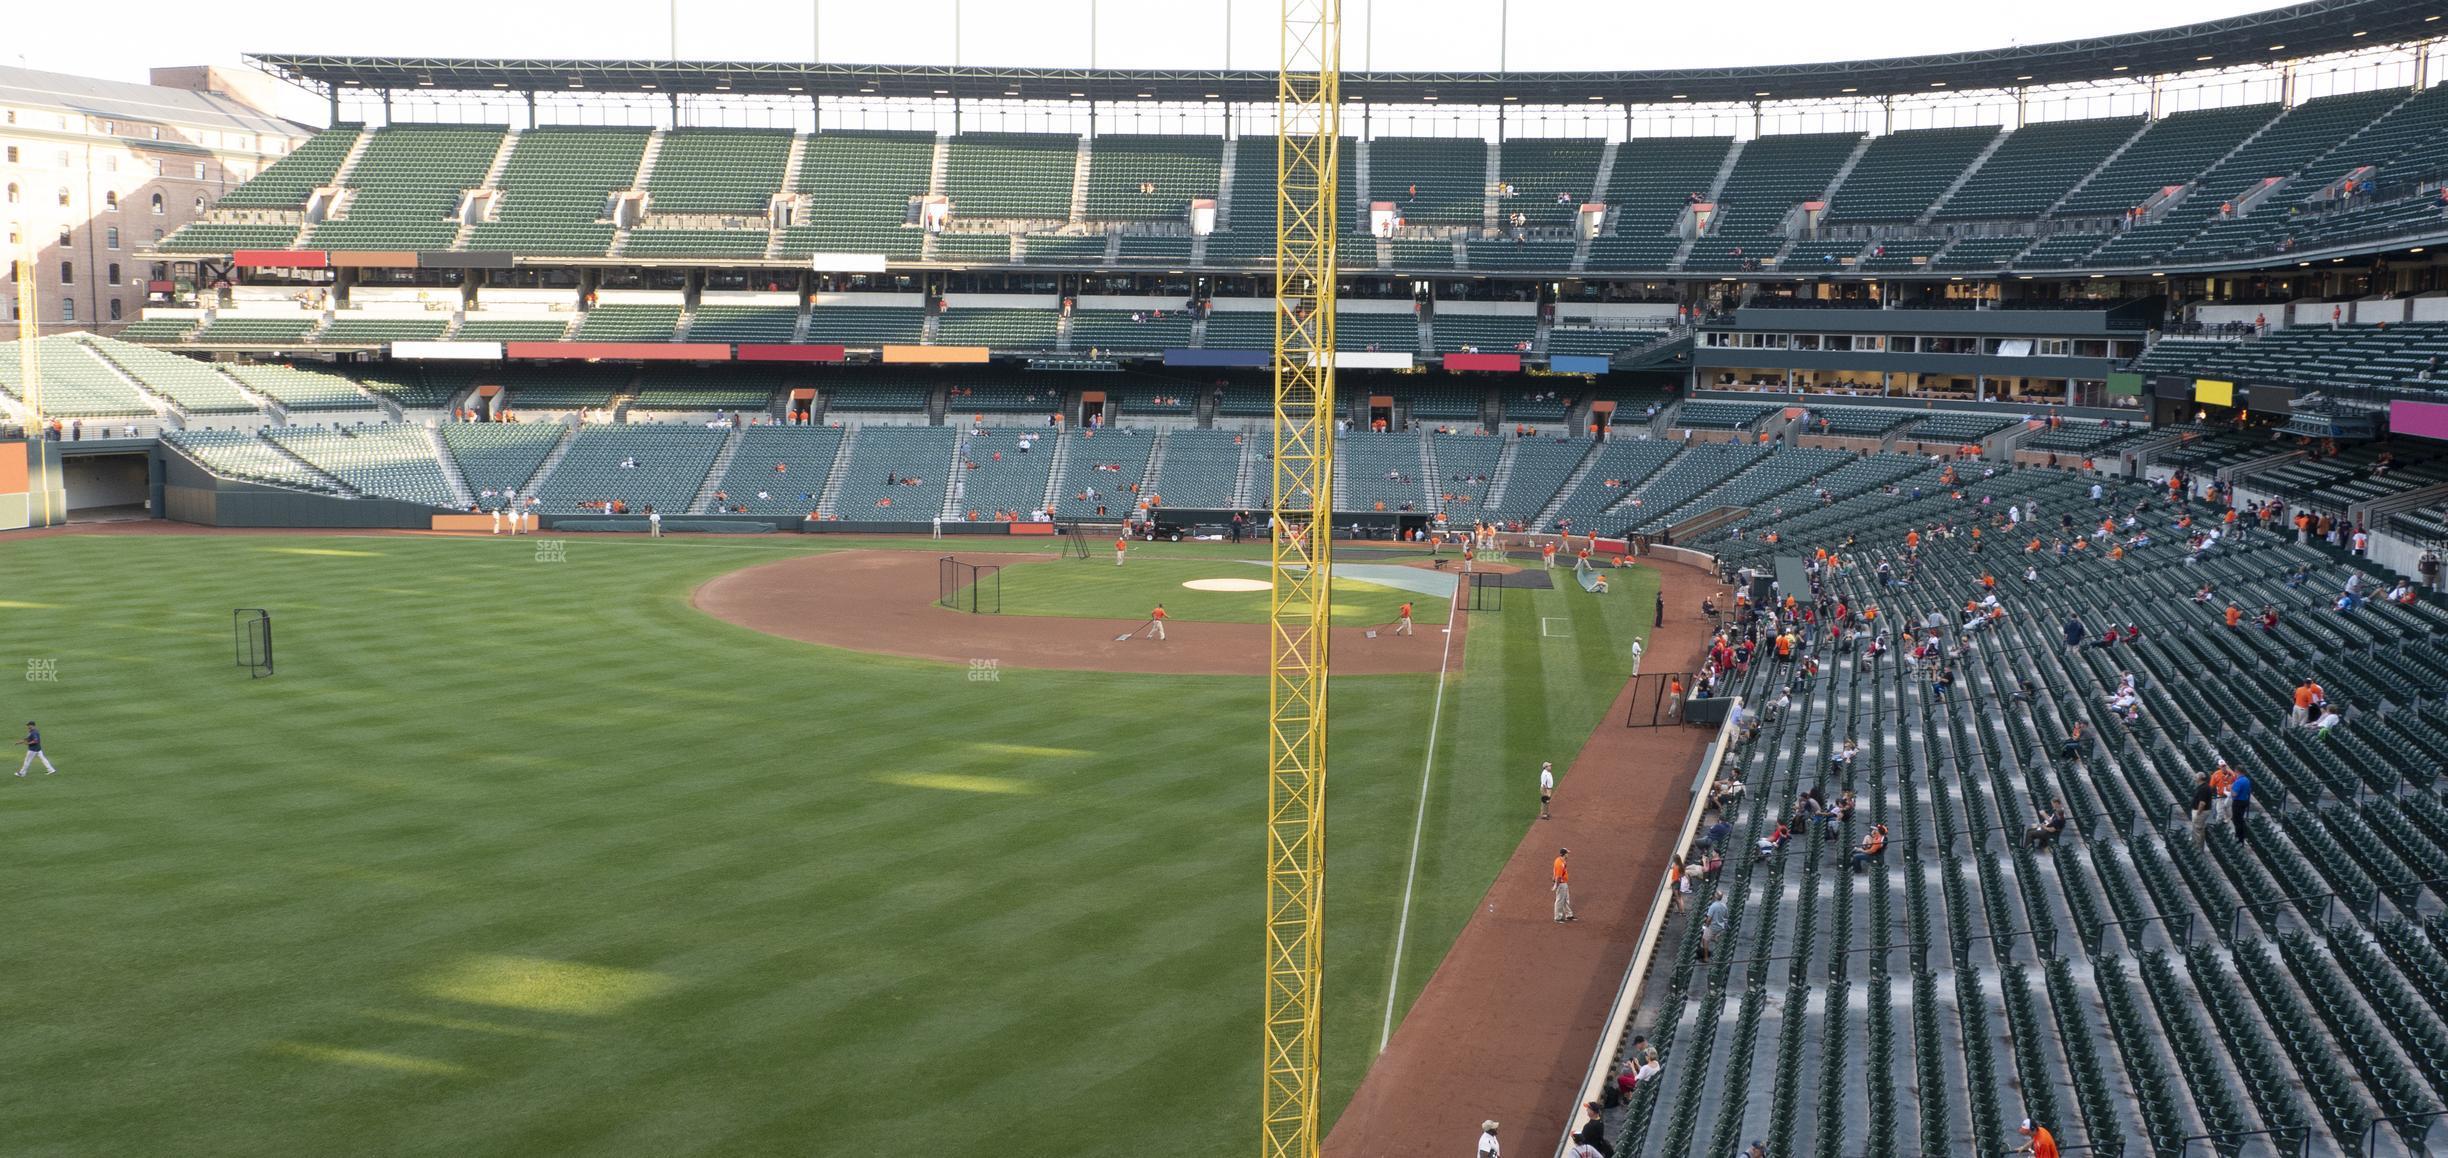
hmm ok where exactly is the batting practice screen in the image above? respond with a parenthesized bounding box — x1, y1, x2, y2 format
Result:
(936, 557, 1002, 614)
(234, 608, 274, 678)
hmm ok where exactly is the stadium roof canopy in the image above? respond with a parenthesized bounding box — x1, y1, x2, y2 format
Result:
(252, 0, 2441, 108)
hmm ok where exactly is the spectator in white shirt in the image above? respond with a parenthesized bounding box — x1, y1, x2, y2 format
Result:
(1477, 1120, 1501, 1158)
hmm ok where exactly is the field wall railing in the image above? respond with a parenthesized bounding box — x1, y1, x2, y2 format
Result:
(1550, 695, 1743, 1158)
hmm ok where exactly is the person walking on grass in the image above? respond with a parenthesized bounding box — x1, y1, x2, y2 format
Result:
(17, 721, 55, 777)
(1539, 761, 1555, 820)
(1395, 600, 1415, 636)
(1553, 847, 1576, 922)
(1114, 535, 1129, 567)
(1144, 603, 1167, 641)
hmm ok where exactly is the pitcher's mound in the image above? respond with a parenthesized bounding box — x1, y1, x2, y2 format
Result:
(1182, 577, 1272, 592)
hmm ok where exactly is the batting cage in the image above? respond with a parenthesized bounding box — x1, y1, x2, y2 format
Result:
(1624, 671, 1693, 727)
(1063, 523, 1092, 561)
(1466, 571, 1504, 612)
(234, 608, 274, 678)
(937, 557, 1002, 614)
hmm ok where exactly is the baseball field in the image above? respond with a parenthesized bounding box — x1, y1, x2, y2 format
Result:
(1, 530, 1656, 1157)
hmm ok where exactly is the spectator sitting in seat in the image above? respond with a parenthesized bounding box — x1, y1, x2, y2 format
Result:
(1755, 822, 1792, 859)
(2024, 800, 2069, 851)
(2059, 721, 2087, 761)
(1851, 823, 1888, 871)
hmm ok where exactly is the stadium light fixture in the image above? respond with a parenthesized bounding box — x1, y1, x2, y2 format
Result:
(1589, 96, 1605, 101)
(1839, 87, 1857, 93)
(1137, 92, 1153, 98)
(1070, 91, 1085, 97)
(1204, 93, 1221, 99)
(1502, 95, 1518, 101)
(2353, 30, 2367, 36)
(860, 86, 877, 93)
(1671, 94, 1688, 100)
(2111, 65, 2129, 71)
(1930, 81, 1946, 87)
(1753, 91, 1770, 97)
(2015, 75, 2033, 81)
(2414, 247, 2427, 253)
(2197, 55, 2214, 61)
(492, 82, 509, 88)
(2299, 261, 2311, 266)
(787, 85, 803, 92)
(2268, 44, 2285, 51)
(642, 83, 657, 89)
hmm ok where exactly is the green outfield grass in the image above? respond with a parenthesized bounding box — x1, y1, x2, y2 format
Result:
(1, 532, 1653, 1157)
(991, 556, 1453, 626)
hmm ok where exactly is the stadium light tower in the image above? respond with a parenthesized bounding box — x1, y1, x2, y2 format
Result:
(1262, 0, 1338, 1155)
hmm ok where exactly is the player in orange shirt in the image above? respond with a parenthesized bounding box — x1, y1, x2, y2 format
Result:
(1114, 535, 1129, 566)
(1552, 848, 1576, 923)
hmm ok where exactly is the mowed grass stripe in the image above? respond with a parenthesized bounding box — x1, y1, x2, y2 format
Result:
(0, 534, 1648, 1157)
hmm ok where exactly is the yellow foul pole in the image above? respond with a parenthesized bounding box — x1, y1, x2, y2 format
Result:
(1262, 0, 1339, 1155)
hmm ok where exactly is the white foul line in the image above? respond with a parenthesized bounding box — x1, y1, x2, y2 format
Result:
(1379, 597, 1463, 1052)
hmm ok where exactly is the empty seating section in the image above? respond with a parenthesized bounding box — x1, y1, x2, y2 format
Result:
(780, 130, 933, 259)
(267, 425, 458, 506)
(1389, 238, 1456, 270)
(2015, 232, 2109, 268)
(2196, 89, 2404, 207)
(193, 317, 317, 345)
(1023, 235, 1109, 264)
(824, 377, 933, 414)
(161, 222, 306, 253)
(1907, 412, 2015, 442)
(1149, 429, 1244, 506)
(0, 338, 153, 416)
(353, 365, 466, 409)
(1201, 311, 1274, 350)
(1933, 116, 2141, 221)
(1803, 406, 1913, 436)
(1546, 327, 1663, 359)
(1405, 381, 1485, 422)
(945, 379, 1065, 416)
(1339, 431, 1428, 511)
(1612, 442, 1772, 532)
(1544, 439, 1681, 530)
(439, 423, 565, 507)
(307, 125, 506, 250)
(2281, 83, 2448, 217)
(318, 316, 451, 344)
(1588, 136, 1735, 271)
(1433, 313, 1535, 354)
(1467, 239, 1575, 270)
(934, 308, 1060, 349)
(164, 429, 332, 489)
(81, 338, 257, 413)
(709, 426, 843, 514)
(646, 129, 791, 215)
(574, 305, 682, 342)
(1049, 429, 1153, 519)
(468, 127, 648, 256)
(1368, 137, 1488, 227)
(804, 307, 926, 347)
(534, 425, 728, 513)
(932, 234, 1012, 263)
(629, 366, 785, 411)
(1487, 437, 1589, 523)
(1337, 311, 1420, 353)
(1933, 235, 2035, 270)
(1709, 132, 1863, 243)
(832, 426, 958, 520)
(493, 365, 628, 410)
(687, 307, 799, 344)
(1859, 243, 1941, 272)
(945, 133, 1078, 222)
(1070, 311, 1193, 351)
(1502, 386, 1572, 422)
(1115, 235, 1194, 264)
(1676, 400, 1774, 429)
(455, 317, 573, 342)
(1780, 239, 1866, 269)
(222, 362, 373, 411)
(2057, 104, 2278, 216)
(115, 318, 200, 342)
(1495, 138, 1604, 228)
(1084, 135, 1221, 221)
(214, 126, 362, 209)
(624, 229, 769, 258)
(1431, 433, 1505, 513)
(1825, 126, 2000, 223)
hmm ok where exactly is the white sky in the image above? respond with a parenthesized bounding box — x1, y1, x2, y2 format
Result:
(18, 0, 2293, 83)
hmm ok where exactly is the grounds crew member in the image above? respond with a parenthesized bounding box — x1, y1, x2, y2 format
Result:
(1144, 603, 1167, 640)
(1395, 600, 1415, 636)
(1115, 535, 1129, 566)
(1539, 761, 1554, 820)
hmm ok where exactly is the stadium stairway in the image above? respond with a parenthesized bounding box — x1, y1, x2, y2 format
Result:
(2044, 117, 2155, 217)
(814, 427, 859, 519)
(688, 427, 748, 513)
(517, 423, 581, 499)
(426, 426, 475, 508)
